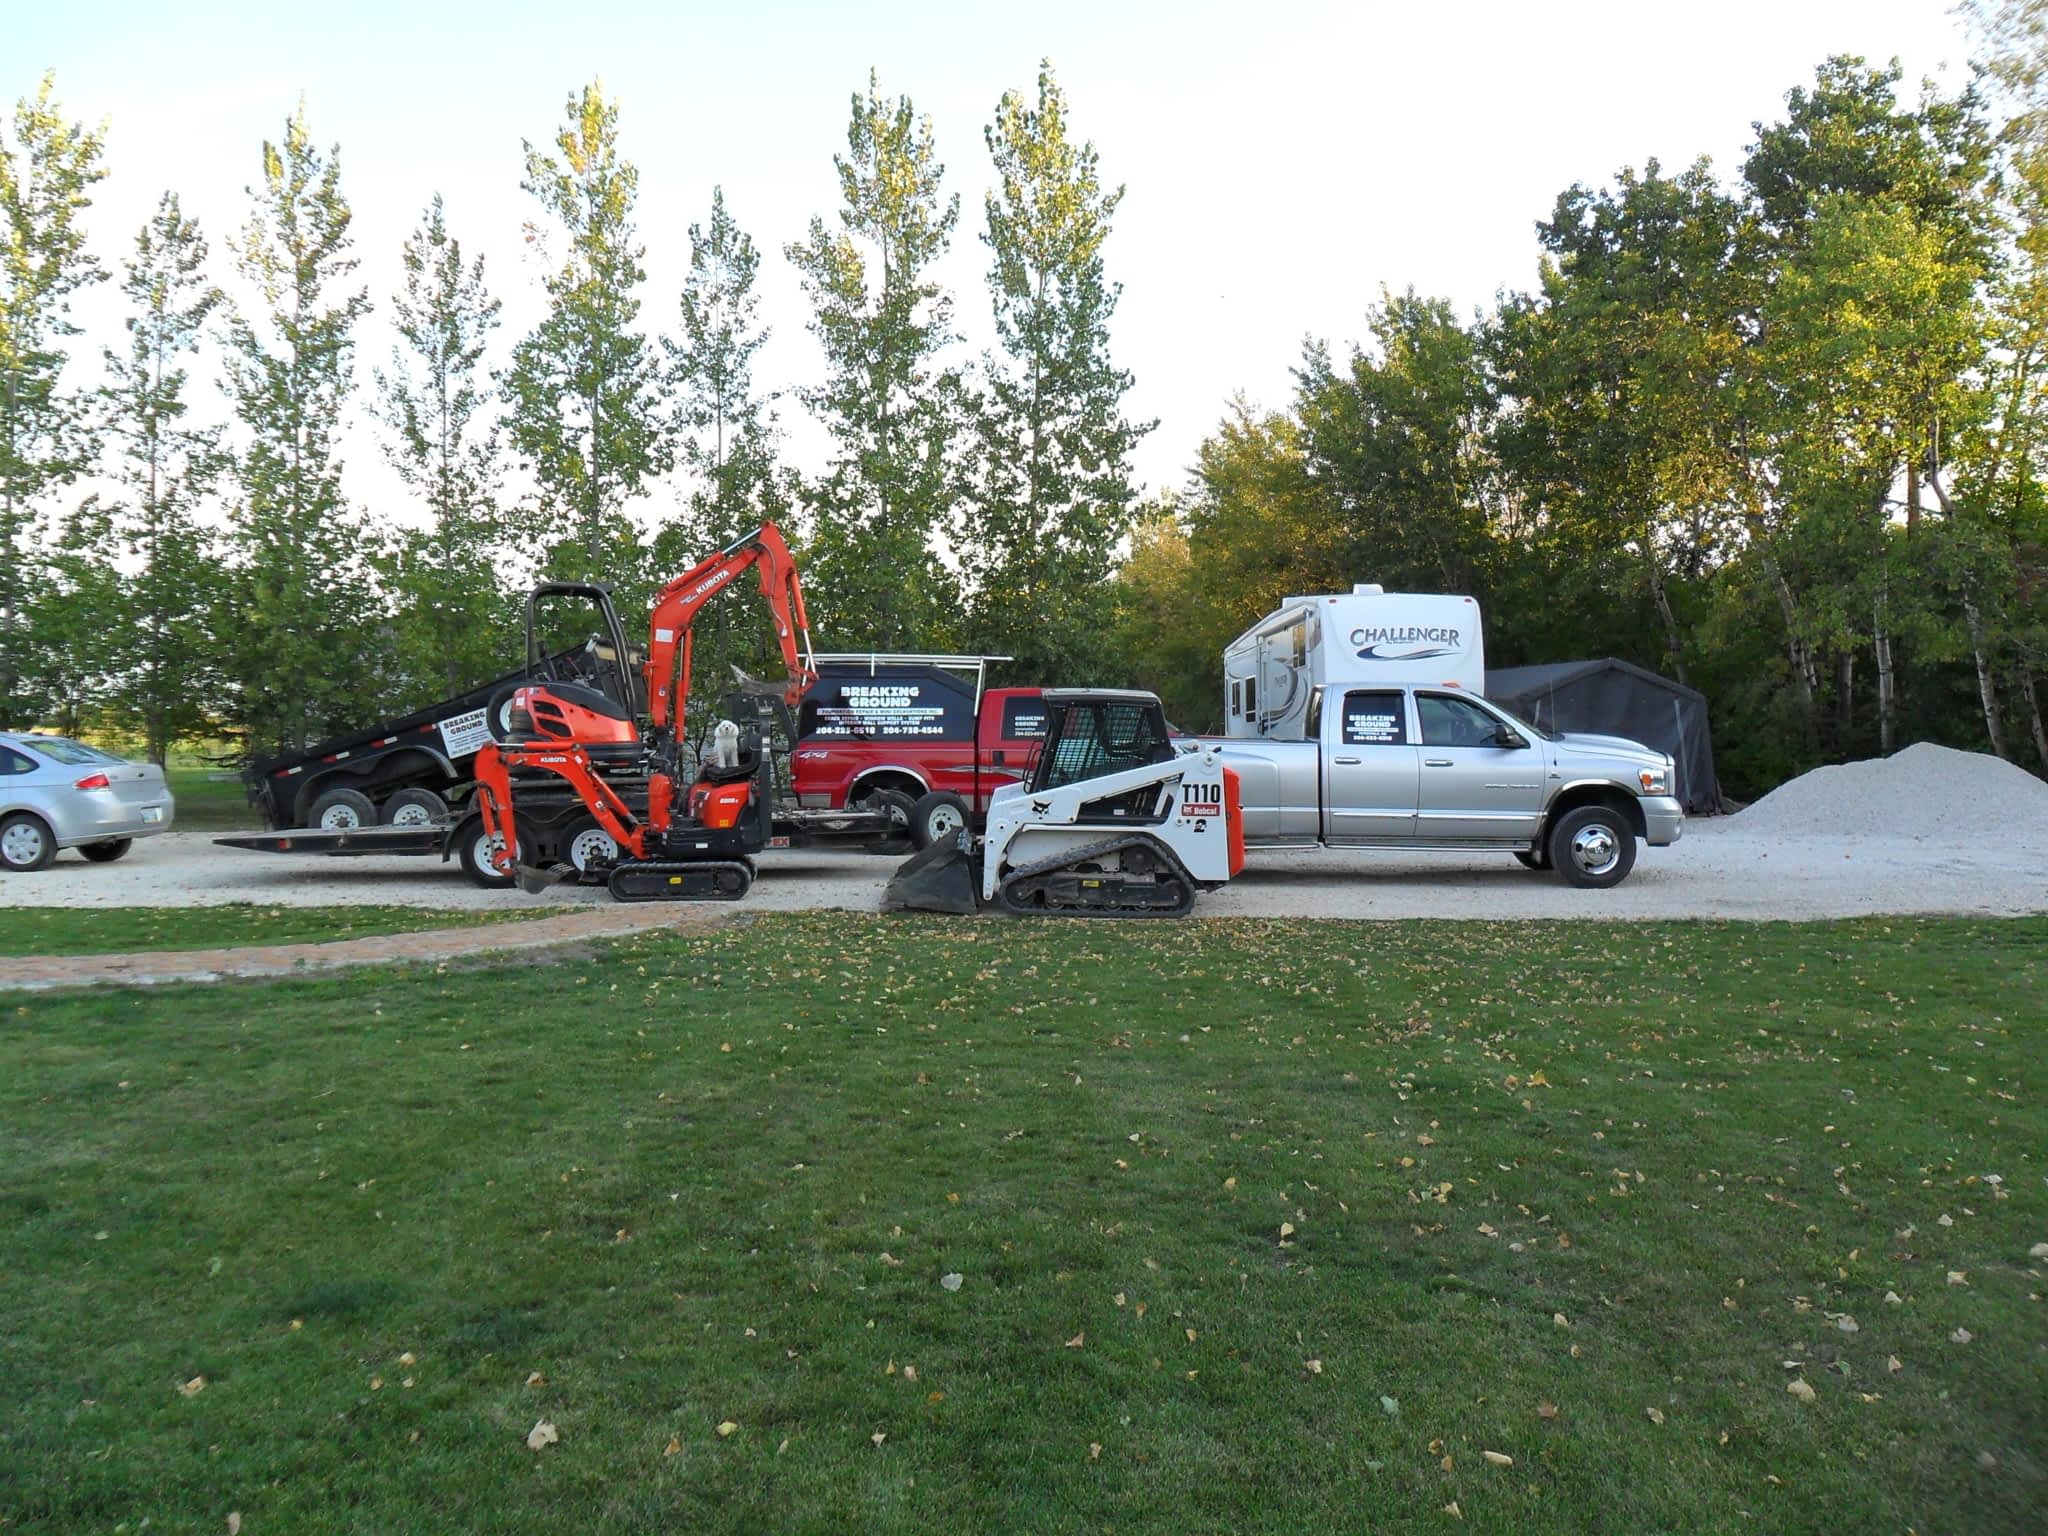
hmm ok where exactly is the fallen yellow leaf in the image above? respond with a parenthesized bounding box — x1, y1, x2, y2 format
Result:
(717, 1421, 738, 1438)
(526, 1419, 559, 1451)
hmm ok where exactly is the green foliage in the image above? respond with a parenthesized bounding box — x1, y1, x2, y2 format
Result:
(373, 194, 514, 700)
(964, 62, 1150, 682)
(788, 72, 966, 649)
(0, 72, 105, 728)
(217, 101, 382, 754)
(654, 187, 788, 737)
(93, 193, 226, 761)
(504, 80, 668, 594)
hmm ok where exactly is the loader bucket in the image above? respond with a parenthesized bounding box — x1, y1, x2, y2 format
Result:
(881, 835, 982, 915)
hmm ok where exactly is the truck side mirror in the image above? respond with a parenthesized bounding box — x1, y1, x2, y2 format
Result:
(1494, 727, 1528, 750)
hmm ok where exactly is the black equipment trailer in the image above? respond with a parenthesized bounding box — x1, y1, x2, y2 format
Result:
(242, 584, 639, 833)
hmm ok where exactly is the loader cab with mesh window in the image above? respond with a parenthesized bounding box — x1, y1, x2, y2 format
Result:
(1029, 690, 1177, 795)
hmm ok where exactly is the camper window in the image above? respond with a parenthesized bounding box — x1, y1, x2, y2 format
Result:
(1230, 679, 1242, 719)
(1245, 676, 1258, 720)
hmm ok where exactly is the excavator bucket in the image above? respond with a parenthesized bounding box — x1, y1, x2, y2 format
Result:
(881, 833, 982, 915)
(515, 861, 577, 895)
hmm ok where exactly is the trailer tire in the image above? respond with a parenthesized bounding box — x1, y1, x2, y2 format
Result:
(1547, 804, 1636, 889)
(486, 685, 523, 743)
(382, 786, 448, 828)
(456, 815, 520, 889)
(79, 839, 133, 863)
(308, 786, 377, 831)
(557, 814, 620, 878)
(0, 812, 57, 872)
(859, 787, 917, 853)
(908, 790, 971, 850)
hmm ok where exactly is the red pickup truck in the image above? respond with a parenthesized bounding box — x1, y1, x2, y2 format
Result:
(789, 658, 1046, 846)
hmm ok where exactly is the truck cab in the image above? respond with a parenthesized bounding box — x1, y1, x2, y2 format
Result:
(1212, 682, 1683, 887)
(790, 659, 1046, 817)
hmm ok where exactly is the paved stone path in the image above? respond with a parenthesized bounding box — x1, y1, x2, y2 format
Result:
(0, 903, 732, 992)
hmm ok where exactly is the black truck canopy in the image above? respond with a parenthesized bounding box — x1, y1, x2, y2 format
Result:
(1485, 658, 1722, 814)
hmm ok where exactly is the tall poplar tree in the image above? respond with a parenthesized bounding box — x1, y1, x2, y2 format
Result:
(218, 102, 379, 752)
(787, 71, 965, 647)
(967, 63, 1149, 677)
(100, 193, 225, 761)
(656, 187, 785, 732)
(504, 81, 666, 592)
(375, 194, 510, 698)
(0, 73, 105, 727)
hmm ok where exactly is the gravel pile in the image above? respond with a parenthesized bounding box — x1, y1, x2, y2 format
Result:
(1725, 742, 2048, 844)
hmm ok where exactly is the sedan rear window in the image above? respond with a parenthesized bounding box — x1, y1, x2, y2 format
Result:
(19, 736, 120, 766)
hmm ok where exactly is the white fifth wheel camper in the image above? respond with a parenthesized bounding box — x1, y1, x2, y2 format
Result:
(1222, 586, 1484, 739)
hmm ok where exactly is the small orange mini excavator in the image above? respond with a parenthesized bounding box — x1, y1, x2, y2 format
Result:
(470, 522, 817, 901)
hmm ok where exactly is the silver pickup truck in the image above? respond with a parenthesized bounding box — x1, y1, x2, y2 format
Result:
(1207, 684, 1683, 887)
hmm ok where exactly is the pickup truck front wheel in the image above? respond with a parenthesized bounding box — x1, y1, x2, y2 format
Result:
(1548, 805, 1636, 889)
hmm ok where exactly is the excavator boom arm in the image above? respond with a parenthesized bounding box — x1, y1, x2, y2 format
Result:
(644, 520, 816, 736)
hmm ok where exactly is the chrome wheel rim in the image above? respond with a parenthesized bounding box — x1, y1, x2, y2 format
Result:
(3, 822, 46, 865)
(1569, 824, 1620, 877)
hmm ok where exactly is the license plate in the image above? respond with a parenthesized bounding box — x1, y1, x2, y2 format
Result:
(141, 807, 163, 823)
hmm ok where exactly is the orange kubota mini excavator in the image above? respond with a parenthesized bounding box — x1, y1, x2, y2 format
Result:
(470, 522, 817, 902)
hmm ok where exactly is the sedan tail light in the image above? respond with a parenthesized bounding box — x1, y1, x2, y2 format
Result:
(74, 772, 112, 790)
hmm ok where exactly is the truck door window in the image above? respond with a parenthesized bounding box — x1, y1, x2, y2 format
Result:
(1305, 686, 1323, 739)
(1418, 694, 1506, 747)
(1340, 691, 1407, 745)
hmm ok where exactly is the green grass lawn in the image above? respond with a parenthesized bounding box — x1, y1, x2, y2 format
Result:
(2, 914, 2041, 1534)
(0, 903, 548, 957)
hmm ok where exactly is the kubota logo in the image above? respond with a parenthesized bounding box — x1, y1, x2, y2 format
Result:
(1350, 624, 1462, 662)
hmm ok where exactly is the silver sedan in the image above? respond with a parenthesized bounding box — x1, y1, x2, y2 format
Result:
(0, 733, 176, 872)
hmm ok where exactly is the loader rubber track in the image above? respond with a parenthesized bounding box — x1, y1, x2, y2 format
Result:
(994, 832, 1198, 919)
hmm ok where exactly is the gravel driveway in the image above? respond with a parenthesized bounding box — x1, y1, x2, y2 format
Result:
(5, 820, 2042, 921)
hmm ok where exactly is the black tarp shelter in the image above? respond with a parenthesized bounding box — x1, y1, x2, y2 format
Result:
(1485, 658, 1722, 814)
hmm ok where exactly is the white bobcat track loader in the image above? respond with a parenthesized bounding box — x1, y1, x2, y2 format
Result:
(884, 689, 1243, 918)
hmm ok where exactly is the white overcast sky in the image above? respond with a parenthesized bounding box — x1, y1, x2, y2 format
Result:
(17, 0, 1982, 523)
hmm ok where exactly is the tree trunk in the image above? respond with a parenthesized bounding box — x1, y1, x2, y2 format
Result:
(1759, 546, 1817, 745)
(2020, 672, 2048, 773)
(1646, 559, 1689, 686)
(1836, 652, 1855, 739)
(1872, 603, 1896, 756)
(1960, 593, 2007, 759)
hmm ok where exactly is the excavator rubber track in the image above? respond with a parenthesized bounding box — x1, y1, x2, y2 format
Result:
(994, 832, 1198, 919)
(607, 857, 756, 902)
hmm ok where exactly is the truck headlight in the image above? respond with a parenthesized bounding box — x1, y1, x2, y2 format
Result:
(1638, 767, 1668, 795)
